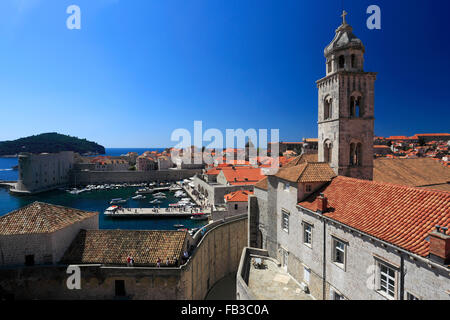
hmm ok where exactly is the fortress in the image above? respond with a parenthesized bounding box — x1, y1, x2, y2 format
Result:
(12, 151, 74, 194)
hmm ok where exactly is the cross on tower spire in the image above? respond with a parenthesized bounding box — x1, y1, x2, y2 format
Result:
(341, 10, 348, 25)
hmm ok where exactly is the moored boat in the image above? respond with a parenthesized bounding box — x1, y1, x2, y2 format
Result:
(110, 198, 127, 204)
(190, 212, 209, 221)
(105, 205, 119, 212)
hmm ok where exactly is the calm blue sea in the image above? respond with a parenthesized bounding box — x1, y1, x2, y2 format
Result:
(0, 148, 206, 231)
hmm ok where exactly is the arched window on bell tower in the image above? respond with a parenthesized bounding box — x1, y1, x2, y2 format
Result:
(349, 142, 362, 166)
(356, 143, 362, 166)
(338, 55, 345, 69)
(324, 140, 332, 163)
(351, 54, 356, 68)
(350, 94, 363, 118)
(324, 97, 332, 120)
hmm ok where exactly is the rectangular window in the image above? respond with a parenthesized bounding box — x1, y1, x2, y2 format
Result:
(115, 280, 126, 297)
(43, 255, 53, 265)
(406, 292, 419, 300)
(25, 255, 35, 266)
(332, 238, 346, 267)
(282, 211, 289, 233)
(303, 266, 310, 284)
(284, 182, 290, 191)
(334, 292, 344, 300)
(303, 223, 312, 246)
(305, 184, 312, 192)
(378, 263, 396, 299)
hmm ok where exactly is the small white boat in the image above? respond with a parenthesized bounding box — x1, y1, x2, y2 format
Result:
(110, 198, 127, 204)
(191, 213, 208, 221)
(69, 189, 82, 195)
(136, 188, 154, 194)
(105, 205, 119, 212)
(132, 195, 146, 200)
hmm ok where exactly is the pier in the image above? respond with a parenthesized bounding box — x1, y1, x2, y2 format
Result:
(104, 207, 211, 218)
(0, 181, 17, 189)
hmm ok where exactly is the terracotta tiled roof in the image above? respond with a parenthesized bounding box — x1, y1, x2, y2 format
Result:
(415, 133, 450, 137)
(224, 190, 253, 202)
(283, 153, 318, 168)
(205, 167, 225, 175)
(387, 136, 415, 140)
(0, 202, 98, 235)
(373, 158, 450, 187)
(298, 176, 450, 257)
(255, 176, 268, 190)
(276, 162, 336, 183)
(61, 229, 187, 266)
(220, 167, 265, 185)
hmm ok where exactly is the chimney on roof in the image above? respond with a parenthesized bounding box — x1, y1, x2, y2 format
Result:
(428, 225, 450, 265)
(316, 193, 328, 214)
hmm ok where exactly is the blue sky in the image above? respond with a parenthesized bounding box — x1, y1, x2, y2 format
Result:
(0, 0, 449, 148)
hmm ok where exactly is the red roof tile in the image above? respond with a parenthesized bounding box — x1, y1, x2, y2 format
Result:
(220, 167, 265, 185)
(255, 176, 268, 190)
(0, 202, 98, 235)
(276, 162, 336, 183)
(224, 190, 253, 202)
(298, 176, 450, 257)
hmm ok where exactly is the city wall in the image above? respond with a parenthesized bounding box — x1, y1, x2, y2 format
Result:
(0, 215, 248, 300)
(181, 214, 248, 299)
(70, 169, 202, 185)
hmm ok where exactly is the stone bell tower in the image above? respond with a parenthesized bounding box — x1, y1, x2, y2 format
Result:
(317, 11, 377, 180)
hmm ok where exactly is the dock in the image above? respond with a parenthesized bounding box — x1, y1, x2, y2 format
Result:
(0, 181, 17, 189)
(104, 207, 210, 218)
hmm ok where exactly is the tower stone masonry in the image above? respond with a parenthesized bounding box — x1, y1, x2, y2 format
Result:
(317, 11, 377, 180)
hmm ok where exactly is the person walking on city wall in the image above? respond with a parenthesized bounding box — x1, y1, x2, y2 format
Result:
(126, 255, 131, 266)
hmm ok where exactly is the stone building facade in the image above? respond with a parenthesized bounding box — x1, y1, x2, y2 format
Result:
(247, 171, 450, 300)
(244, 12, 450, 300)
(0, 202, 98, 267)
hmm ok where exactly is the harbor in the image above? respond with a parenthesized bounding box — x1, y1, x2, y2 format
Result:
(0, 177, 209, 231)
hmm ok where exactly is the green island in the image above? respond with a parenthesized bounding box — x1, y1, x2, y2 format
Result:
(0, 132, 105, 156)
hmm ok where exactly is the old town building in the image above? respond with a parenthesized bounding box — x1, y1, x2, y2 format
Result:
(241, 11, 450, 301)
